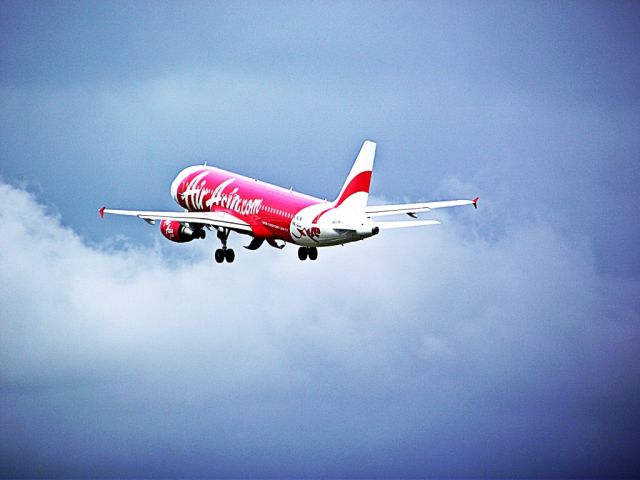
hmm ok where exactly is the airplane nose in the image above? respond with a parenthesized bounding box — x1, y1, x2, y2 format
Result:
(372, 226, 380, 235)
(170, 173, 183, 202)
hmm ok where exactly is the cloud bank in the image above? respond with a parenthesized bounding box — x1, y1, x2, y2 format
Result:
(1, 181, 638, 478)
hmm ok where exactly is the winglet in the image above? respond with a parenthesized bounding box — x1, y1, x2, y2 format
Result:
(472, 197, 479, 209)
(99, 206, 106, 218)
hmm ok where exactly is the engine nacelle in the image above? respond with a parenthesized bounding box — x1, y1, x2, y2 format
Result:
(160, 220, 204, 243)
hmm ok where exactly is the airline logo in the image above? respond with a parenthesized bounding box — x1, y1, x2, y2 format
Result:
(292, 225, 321, 242)
(160, 219, 177, 239)
(180, 171, 263, 215)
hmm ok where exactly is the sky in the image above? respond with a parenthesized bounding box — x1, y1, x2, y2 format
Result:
(1, 1, 639, 478)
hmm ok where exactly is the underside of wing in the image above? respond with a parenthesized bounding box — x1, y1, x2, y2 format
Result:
(99, 207, 253, 233)
(366, 197, 478, 217)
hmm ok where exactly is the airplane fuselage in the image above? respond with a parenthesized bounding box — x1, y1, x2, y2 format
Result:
(170, 165, 378, 248)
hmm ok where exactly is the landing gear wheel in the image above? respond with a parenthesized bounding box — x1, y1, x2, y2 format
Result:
(308, 247, 318, 261)
(214, 228, 235, 263)
(298, 247, 308, 261)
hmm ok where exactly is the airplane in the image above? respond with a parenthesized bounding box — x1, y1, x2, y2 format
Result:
(99, 140, 478, 263)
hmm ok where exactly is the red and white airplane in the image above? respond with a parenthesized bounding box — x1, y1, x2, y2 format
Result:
(100, 140, 478, 263)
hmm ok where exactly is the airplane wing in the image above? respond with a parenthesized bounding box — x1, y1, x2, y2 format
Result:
(99, 207, 253, 233)
(375, 219, 441, 229)
(366, 197, 478, 217)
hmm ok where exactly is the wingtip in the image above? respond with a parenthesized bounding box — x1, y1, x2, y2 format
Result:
(472, 197, 479, 209)
(99, 206, 105, 218)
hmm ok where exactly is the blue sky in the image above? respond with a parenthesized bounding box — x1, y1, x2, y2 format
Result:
(1, 1, 639, 478)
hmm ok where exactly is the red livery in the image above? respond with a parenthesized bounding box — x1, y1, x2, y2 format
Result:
(100, 140, 477, 263)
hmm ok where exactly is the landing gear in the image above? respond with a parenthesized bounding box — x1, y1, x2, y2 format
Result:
(214, 247, 235, 263)
(214, 228, 235, 263)
(298, 246, 318, 261)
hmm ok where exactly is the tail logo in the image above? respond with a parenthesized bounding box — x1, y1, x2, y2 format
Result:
(311, 170, 372, 224)
(335, 170, 372, 207)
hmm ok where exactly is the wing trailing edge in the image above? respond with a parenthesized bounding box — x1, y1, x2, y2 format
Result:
(375, 219, 441, 229)
(366, 197, 478, 218)
(99, 208, 253, 233)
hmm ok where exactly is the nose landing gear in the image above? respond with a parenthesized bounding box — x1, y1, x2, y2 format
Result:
(298, 246, 318, 261)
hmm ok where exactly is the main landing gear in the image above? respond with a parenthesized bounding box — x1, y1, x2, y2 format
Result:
(298, 246, 318, 261)
(214, 248, 235, 263)
(214, 228, 235, 263)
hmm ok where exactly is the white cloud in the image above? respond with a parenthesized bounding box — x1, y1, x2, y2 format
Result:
(1, 180, 638, 477)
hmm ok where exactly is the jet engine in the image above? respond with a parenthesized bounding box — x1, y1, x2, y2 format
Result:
(160, 220, 205, 243)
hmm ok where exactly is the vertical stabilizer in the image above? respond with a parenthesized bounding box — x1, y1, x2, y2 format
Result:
(334, 140, 376, 213)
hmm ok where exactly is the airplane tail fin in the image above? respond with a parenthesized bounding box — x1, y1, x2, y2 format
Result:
(334, 140, 376, 213)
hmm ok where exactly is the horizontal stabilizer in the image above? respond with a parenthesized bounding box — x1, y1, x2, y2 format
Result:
(375, 219, 441, 229)
(330, 223, 357, 232)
